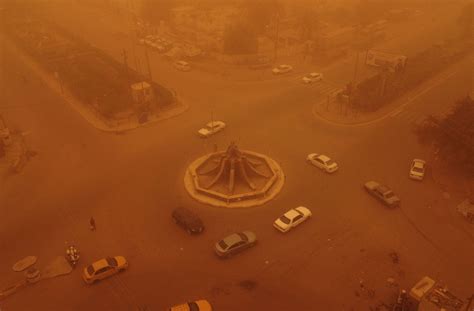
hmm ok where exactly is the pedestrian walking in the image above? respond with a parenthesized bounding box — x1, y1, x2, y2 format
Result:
(89, 217, 96, 231)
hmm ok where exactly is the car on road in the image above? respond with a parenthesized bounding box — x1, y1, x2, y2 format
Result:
(143, 35, 158, 46)
(409, 159, 426, 180)
(273, 206, 312, 233)
(364, 181, 400, 207)
(83, 256, 128, 284)
(174, 60, 191, 72)
(272, 64, 293, 75)
(307, 153, 339, 173)
(214, 231, 257, 258)
(302, 72, 323, 83)
(150, 42, 166, 53)
(172, 207, 204, 234)
(139, 35, 154, 45)
(198, 121, 226, 138)
(169, 299, 212, 311)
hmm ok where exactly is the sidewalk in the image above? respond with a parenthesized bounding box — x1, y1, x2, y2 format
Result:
(0, 133, 28, 176)
(2, 34, 189, 133)
(312, 54, 472, 127)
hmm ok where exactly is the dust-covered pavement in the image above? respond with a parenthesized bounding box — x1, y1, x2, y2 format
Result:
(1, 2, 473, 311)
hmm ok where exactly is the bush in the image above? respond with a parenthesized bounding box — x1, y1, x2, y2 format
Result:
(416, 96, 474, 176)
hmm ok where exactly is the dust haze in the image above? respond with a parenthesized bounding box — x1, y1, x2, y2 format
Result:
(0, 0, 473, 310)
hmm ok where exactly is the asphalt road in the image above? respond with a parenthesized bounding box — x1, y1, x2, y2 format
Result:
(1, 2, 473, 311)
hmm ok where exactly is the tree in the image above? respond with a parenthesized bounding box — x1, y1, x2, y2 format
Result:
(223, 22, 258, 54)
(241, 0, 283, 35)
(292, 2, 320, 41)
(415, 96, 474, 176)
(140, 0, 177, 25)
(457, 3, 473, 38)
(355, 0, 385, 26)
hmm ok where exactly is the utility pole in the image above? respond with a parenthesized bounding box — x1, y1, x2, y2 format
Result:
(211, 104, 214, 127)
(349, 26, 362, 115)
(352, 51, 360, 85)
(273, 12, 280, 62)
(123, 49, 131, 91)
(144, 46, 153, 81)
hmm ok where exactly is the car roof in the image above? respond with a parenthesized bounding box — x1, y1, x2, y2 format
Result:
(377, 185, 391, 193)
(173, 207, 195, 217)
(317, 154, 331, 162)
(284, 209, 301, 219)
(176, 61, 188, 65)
(222, 233, 244, 245)
(91, 258, 110, 271)
(413, 161, 425, 168)
(310, 72, 321, 76)
(206, 121, 223, 127)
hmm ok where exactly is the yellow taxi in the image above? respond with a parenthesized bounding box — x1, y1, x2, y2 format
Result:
(169, 299, 212, 311)
(82, 256, 128, 284)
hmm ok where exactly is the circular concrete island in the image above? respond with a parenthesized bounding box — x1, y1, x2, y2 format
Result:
(184, 142, 284, 208)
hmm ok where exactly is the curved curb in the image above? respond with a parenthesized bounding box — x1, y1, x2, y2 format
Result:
(311, 101, 398, 128)
(184, 152, 285, 208)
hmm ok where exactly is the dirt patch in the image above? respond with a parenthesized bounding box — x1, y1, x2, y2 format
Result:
(238, 280, 257, 291)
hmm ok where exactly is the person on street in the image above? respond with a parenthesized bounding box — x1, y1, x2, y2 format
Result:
(90, 217, 96, 231)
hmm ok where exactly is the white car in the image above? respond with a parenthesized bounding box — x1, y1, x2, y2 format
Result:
(149, 42, 165, 52)
(174, 60, 191, 71)
(409, 159, 426, 180)
(273, 206, 312, 233)
(302, 72, 323, 84)
(272, 64, 293, 75)
(198, 121, 226, 138)
(169, 300, 212, 311)
(307, 153, 338, 173)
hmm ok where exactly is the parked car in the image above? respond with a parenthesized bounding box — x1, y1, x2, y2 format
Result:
(409, 159, 426, 180)
(364, 181, 400, 207)
(307, 153, 338, 173)
(272, 64, 293, 75)
(150, 41, 166, 52)
(143, 35, 156, 46)
(198, 121, 226, 138)
(149, 42, 165, 52)
(172, 207, 204, 234)
(273, 206, 312, 233)
(174, 60, 191, 71)
(169, 300, 212, 311)
(83, 256, 128, 284)
(302, 72, 323, 84)
(214, 231, 257, 258)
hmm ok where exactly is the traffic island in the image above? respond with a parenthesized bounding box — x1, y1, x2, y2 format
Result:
(184, 142, 285, 208)
(2, 18, 187, 133)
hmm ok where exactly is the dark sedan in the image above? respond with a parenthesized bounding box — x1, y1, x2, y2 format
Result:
(172, 207, 204, 234)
